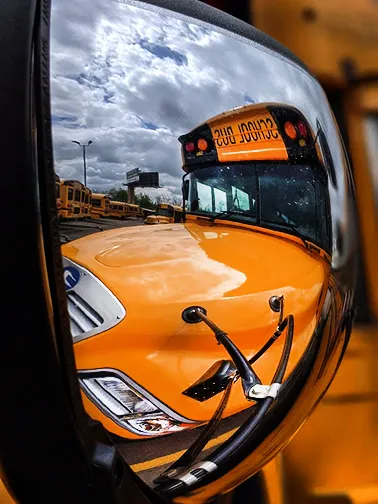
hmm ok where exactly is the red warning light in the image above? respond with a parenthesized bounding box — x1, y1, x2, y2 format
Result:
(297, 120, 308, 138)
(185, 142, 195, 153)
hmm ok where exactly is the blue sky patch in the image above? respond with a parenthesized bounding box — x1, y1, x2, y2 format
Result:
(244, 95, 255, 104)
(141, 119, 158, 131)
(139, 39, 188, 66)
(104, 91, 115, 103)
(52, 114, 78, 123)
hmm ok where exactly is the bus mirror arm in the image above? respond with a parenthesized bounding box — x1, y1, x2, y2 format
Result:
(182, 306, 262, 398)
(182, 304, 294, 402)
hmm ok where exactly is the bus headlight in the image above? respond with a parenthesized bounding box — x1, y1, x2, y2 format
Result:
(79, 369, 196, 436)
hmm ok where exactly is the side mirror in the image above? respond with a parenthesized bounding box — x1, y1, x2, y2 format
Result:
(1, 0, 357, 503)
(49, 0, 358, 500)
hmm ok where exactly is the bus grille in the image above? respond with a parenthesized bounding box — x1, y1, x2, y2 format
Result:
(73, 207, 80, 214)
(67, 291, 104, 336)
(63, 257, 126, 342)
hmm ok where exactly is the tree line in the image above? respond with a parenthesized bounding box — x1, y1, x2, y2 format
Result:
(89, 188, 181, 209)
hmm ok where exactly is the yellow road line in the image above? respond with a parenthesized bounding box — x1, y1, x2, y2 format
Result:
(131, 427, 238, 473)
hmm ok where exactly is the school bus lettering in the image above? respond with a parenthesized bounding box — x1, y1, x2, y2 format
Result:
(214, 126, 236, 147)
(237, 118, 279, 144)
(210, 108, 287, 162)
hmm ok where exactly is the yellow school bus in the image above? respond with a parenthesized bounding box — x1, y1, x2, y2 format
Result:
(144, 203, 183, 224)
(108, 200, 126, 219)
(125, 203, 143, 219)
(59, 179, 85, 219)
(141, 207, 155, 220)
(90, 193, 110, 219)
(61, 101, 333, 440)
(83, 186, 92, 218)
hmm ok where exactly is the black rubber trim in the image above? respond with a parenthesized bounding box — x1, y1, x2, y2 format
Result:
(139, 0, 309, 71)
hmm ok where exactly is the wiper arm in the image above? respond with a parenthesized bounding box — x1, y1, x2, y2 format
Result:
(261, 218, 309, 250)
(209, 209, 255, 222)
(182, 306, 261, 398)
(279, 223, 309, 250)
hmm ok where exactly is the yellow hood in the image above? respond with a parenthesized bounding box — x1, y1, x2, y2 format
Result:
(62, 222, 329, 423)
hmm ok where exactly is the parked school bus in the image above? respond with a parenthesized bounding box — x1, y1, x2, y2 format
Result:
(83, 186, 92, 218)
(200, 0, 378, 501)
(125, 203, 143, 219)
(90, 193, 110, 219)
(144, 203, 183, 224)
(141, 207, 155, 219)
(108, 200, 126, 219)
(59, 179, 85, 219)
(61, 101, 339, 440)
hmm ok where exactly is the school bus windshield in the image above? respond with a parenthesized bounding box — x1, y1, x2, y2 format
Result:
(186, 163, 331, 252)
(157, 207, 173, 217)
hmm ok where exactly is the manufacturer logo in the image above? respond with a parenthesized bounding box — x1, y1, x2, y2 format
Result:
(63, 266, 81, 290)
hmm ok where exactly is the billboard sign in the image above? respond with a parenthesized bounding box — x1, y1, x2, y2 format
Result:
(126, 168, 140, 184)
(139, 172, 159, 188)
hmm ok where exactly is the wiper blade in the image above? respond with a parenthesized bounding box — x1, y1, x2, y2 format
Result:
(209, 209, 254, 222)
(261, 219, 309, 250)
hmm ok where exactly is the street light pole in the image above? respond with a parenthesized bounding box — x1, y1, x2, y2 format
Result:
(72, 140, 93, 186)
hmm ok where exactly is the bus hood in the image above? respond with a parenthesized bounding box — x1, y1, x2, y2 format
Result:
(144, 215, 170, 224)
(62, 222, 329, 424)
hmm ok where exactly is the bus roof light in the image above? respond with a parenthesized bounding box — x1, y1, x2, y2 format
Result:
(284, 121, 297, 140)
(297, 120, 308, 138)
(197, 138, 208, 151)
(185, 142, 195, 153)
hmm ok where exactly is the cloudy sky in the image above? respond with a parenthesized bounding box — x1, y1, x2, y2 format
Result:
(49, 1, 270, 197)
(49, 0, 323, 199)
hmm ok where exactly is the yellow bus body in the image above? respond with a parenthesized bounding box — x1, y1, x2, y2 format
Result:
(144, 203, 183, 224)
(91, 193, 110, 219)
(60, 180, 85, 219)
(62, 102, 332, 440)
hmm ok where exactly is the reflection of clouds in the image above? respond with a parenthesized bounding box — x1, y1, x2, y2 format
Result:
(51, 0, 354, 266)
(50, 0, 287, 195)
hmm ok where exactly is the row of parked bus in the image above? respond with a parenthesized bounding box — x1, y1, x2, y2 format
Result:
(55, 175, 153, 220)
(55, 175, 183, 223)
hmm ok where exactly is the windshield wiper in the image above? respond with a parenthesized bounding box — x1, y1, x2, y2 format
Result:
(261, 219, 309, 249)
(209, 209, 255, 222)
(209, 211, 309, 250)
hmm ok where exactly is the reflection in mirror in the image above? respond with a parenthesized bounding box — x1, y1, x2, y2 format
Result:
(50, 0, 355, 500)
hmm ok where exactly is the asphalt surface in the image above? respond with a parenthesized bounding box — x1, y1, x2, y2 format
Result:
(59, 216, 143, 242)
(116, 405, 254, 486)
(59, 217, 255, 487)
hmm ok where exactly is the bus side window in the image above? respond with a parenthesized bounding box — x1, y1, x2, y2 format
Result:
(197, 182, 212, 212)
(232, 186, 250, 211)
(214, 187, 227, 212)
(68, 188, 73, 201)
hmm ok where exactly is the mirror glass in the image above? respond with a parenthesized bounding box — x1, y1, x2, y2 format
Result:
(50, 0, 353, 498)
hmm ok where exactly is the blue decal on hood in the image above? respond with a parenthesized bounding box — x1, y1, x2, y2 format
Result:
(64, 266, 81, 290)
